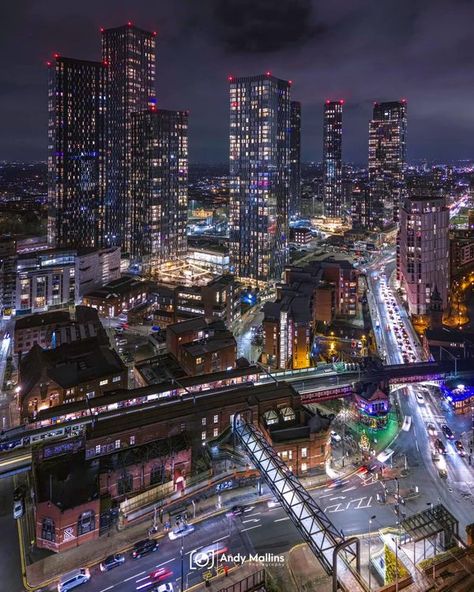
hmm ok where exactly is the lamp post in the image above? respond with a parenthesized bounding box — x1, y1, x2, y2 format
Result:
(180, 536, 185, 592)
(368, 514, 376, 591)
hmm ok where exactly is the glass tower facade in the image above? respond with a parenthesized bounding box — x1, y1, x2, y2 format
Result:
(229, 73, 291, 284)
(101, 24, 156, 251)
(47, 57, 106, 249)
(130, 108, 188, 274)
(368, 100, 407, 229)
(323, 100, 343, 219)
(289, 101, 301, 217)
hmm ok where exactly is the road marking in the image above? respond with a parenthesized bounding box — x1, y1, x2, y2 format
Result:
(241, 524, 262, 533)
(416, 440, 420, 452)
(274, 516, 290, 522)
(342, 486, 356, 493)
(245, 511, 261, 517)
(212, 535, 229, 544)
(242, 518, 260, 524)
(329, 496, 346, 501)
(98, 587, 115, 592)
(136, 575, 151, 583)
(156, 558, 174, 568)
(123, 571, 145, 582)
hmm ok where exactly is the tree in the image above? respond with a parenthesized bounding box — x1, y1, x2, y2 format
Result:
(384, 544, 409, 584)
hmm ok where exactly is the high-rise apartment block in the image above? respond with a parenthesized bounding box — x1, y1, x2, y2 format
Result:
(47, 57, 106, 249)
(351, 182, 370, 230)
(289, 101, 301, 217)
(368, 101, 407, 229)
(397, 190, 449, 316)
(101, 24, 157, 250)
(323, 100, 343, 219)
(48, 24, 162, 261)
(130, 108, 188, 272)
(229, 73, 291, 284)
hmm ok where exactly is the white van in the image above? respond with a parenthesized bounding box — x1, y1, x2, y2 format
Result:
(57, 568, 91, 592)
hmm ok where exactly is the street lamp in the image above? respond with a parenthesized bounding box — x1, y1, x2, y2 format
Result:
(368, 514, 376, 591)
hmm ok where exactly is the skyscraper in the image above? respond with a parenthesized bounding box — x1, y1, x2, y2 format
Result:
(229, 73, 291, 284)
(323, 100, 343, 219)
(397, 190, 449, 316)
(47, 56, 106, 249)
(351, 182, 370, 230)
(101, 23, 157, 250)
(130, 108, 188, 273)
(368, 100, 407, 229)
(289, 101, 301, 217)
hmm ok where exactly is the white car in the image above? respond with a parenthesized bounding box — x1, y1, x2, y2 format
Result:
(58, 568, 91, 592)
(154, 584, 174, 592)
(168, 523, 195, 540)
(415, 391, 425, 405)
(13, 498, 24, 519)
(330, 431, 342, 443)
(267, 498, 280, 508)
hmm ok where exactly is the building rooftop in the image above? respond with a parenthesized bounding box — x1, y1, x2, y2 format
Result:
(35, 451, 99, 510)
(167, 317, 208, 335)
(15, 310, 71, 331)
(182, 335, 236, 357)
(20, 338, 126, 396)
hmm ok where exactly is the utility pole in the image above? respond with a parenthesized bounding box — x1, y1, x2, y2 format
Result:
(368, 514, 376, 591)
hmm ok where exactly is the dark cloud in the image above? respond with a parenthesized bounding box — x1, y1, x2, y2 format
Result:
(0, 0, 473, 163)
(210, 0, 320, 53)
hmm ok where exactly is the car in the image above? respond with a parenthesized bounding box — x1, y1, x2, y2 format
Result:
(330, 431, 342, 443)
(168, 523, 195, 540)
(225, 504, 245, 518)
(152, 584, 174, 592)
(149, 567, 173, 583)
(13, 498, 24, 519)
(99, 553, 125, 572)
(434, 439, 446, 455)
(415, 391, 425, 405)
(131, 539, 159, 559)
(57, 568, 91, 592)
(441, 424, 454, 440)
(327, 478, 344, 489)
(427, 423, 437, 436)
(454, 440, 465, 456)
(267, 498, 280, 508)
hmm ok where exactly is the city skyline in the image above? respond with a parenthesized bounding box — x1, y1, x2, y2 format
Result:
(2, 0, 474, 164)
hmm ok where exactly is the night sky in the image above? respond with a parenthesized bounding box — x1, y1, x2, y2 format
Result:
(1, 0, 473, 164)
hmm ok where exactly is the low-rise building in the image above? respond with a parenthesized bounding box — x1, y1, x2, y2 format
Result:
(289, 227, 312, 245)
(14, 305, 106, 356)
(83, 276, 152, 318)
(166, 318, 237, 375)
(152, 274, 240, 329)
(19, 337, 127, 419)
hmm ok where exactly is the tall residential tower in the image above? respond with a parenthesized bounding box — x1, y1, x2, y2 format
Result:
(101, 23, 157, 250)
(397, 190, 449, 316)
(368, 100, 407, 229)
(289, 101, 301, 217)
(47, 56, 106, 249)
(229, 73, 291, 284)
(130, 108, 188, 273)
(323, 100, 343, 219)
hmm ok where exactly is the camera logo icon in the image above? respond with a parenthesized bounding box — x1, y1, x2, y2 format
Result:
(190, 549, 216, 571)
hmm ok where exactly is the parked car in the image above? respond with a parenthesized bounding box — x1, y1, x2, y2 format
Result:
(330, 431, 342, 443)
(441, 424, 454, 440)
(131, 539, 159, 559)
(57, 568, 91, 592)
(13, 498, 24, 519)
(99, 554, 125, 572)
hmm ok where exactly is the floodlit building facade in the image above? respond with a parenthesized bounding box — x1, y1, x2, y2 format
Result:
(323, 100, 343, 219)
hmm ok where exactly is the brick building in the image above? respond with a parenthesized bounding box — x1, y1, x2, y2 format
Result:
(83, 276, 152, 318)
(19, 337, 127, 419)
